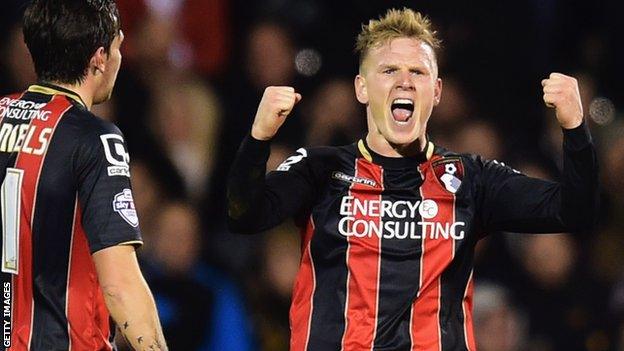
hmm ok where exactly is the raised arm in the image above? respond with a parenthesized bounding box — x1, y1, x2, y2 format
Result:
(479, 73, 598, 234)
(227, 86, 315, 234)
(93, 246, 167, 350)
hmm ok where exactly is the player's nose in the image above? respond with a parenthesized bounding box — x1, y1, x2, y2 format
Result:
(395, 71, 415, 91)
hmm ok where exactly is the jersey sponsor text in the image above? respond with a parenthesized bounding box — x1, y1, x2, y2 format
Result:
(338, 196, 465, 239)
(0, 97, 50, 121)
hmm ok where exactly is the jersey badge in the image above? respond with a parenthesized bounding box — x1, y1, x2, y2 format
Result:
(432, 157, 464, 194)
(112, 189, 139, 227)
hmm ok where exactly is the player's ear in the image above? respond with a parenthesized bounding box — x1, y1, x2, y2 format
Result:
(89, 47, 107, 76)
(433, 78, 442, 106)
(355, 74, 368, 104)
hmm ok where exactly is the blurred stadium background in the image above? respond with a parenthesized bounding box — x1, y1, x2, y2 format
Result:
(1, 0, 624, 350)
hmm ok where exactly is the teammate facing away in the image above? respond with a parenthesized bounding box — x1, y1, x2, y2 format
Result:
(0, 1, 167, 350)
(228, 8, 598, 351)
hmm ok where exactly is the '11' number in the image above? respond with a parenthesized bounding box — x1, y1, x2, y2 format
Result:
(1, 168, 22, 275)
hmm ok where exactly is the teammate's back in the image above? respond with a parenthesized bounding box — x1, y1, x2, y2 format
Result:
(0, 84, 140, 350)
(0, 0, 167, 350)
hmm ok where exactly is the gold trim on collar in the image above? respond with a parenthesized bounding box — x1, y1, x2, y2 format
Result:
(425, 141, 434, 160)
(357, 139, 372, 162)
(27, 85, 85, 108)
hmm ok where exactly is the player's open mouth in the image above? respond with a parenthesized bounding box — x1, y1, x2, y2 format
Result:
(391, 98, 414, 125)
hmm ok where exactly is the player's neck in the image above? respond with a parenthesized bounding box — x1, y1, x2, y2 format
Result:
(48, 81, 94, 110)
(365, 132, 427, 158)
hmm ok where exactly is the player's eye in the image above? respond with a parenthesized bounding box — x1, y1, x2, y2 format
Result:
(383, 68, 396, 74)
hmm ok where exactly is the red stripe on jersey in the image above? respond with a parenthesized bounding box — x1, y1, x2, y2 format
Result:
(462, 271, 476, 351)
(341, 158, 383, 350)
(67, 203, 112, 351)
(290, 216, 316, 351)
(411, 157, 456, 351)
(10, 96, 72, 350)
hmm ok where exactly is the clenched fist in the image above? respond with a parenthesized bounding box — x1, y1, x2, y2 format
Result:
(251, 86, 302, 140)
(542, 73, 583, 129)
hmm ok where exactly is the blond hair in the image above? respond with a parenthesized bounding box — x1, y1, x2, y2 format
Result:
(355, 8, 441, 67)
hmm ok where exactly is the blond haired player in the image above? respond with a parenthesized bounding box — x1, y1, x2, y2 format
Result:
(229, 8, 597, 350)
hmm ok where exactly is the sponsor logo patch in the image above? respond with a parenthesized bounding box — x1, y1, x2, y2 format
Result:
(332, 171, 377, 187)
(418, 199, 438, 219)
(112, 189, 139, 227)
(100, 134, 130, 177)
(433, 157, 464, 194)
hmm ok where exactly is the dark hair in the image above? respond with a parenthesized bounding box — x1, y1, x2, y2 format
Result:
(22, 0, 121, 84)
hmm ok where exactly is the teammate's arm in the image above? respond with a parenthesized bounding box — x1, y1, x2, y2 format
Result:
(93, 245, 167, 351)
(74, 126, 168, 349)
(227, 86, 312, 234)
(479, 73, 598, 233)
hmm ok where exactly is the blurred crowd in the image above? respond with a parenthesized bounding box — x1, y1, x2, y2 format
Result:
(1, 0, 624, 350)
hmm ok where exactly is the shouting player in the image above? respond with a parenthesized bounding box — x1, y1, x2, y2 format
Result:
(0, 0, 167, 350)
(228, 8, 598, 351)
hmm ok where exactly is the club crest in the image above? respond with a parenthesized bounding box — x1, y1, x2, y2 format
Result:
(432, 158, 464, 194)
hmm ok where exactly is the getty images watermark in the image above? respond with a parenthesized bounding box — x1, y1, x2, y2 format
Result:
(3, 281, 11, 348)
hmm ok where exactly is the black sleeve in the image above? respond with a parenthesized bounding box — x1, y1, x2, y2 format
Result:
(227, 134, 316, 234)
(479, 121, 598, 234)
(75, 127, 143, 253)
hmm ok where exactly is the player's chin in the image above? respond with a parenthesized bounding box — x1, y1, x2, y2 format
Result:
(385, 130, 420, 147)
(386, 124, 420, 145)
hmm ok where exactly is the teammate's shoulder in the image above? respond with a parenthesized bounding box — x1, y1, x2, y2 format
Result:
(65, 107, 122, 137)
(70, 111, 131, 176)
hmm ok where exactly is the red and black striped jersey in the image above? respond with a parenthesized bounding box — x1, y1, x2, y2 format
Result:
(228, 124, 597, 350)
(0, 83, 142, 351)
